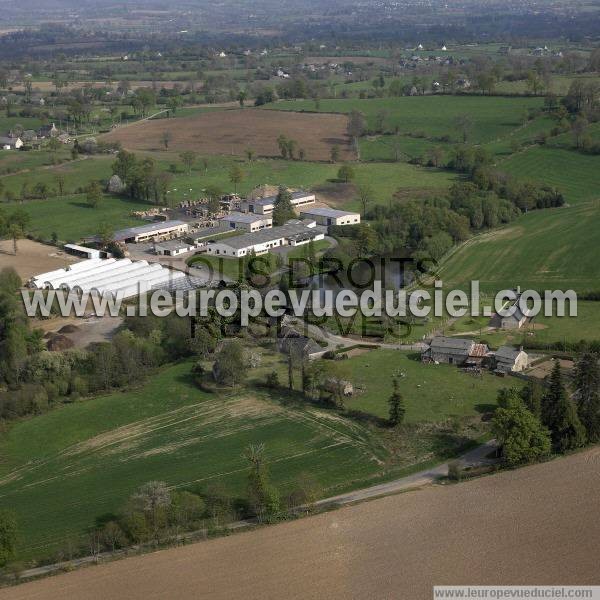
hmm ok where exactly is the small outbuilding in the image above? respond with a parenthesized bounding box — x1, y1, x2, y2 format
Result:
(154, 239, 196, 256)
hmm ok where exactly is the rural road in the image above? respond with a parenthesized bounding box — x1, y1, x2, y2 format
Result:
(316, 439, 499, 506)
(283, 315, 427, 353)
(4, 447, 599, 600)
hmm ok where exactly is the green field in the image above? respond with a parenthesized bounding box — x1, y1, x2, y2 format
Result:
(499, 146, 600, 205)
(436, 201, 600, 294)
(327, 349, 511, 420)
(11, 195, 153, 241)
(265, 96, 544, 143)
(0, 361, 386, 561)
(528, 300, 600, 345)
(3, 153, 456, 239)
(359, 134, 447, 162)
(0, 155, 114, 197)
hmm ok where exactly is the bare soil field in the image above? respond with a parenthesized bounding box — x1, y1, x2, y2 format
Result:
(5, 448, 599, 600)
(102, 108, 355, 161)
(0, 239, 78, 281)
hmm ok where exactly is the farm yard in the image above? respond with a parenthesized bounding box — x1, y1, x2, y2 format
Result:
(326, 349, 511, 421)
(102, 108, 356, 161)
(0, 239, 78, 279)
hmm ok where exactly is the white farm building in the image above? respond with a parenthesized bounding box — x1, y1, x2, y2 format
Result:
(206, 221, 324, 258)
(243, 191, 316, 215)
(300, 207, 360, 227)
(85, 220, 189, 244)
(30, 258, 185, 299)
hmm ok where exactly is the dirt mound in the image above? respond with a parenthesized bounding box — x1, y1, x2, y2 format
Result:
(58, 324, 80, 334)
(46, 334, 75, 351)
(311, 182, 357, 207)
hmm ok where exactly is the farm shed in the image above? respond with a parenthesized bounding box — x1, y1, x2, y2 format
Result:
(154, 239, 196, 256)
(277, 326, 324, 360)
(299, 207, 361, 228)
(422, 336, 489, 366)
(0, 136, 23, 150)
(64, 243, 101, 260)
(86, 220, 189, 244)
(206, 221, 324, 258)
(494, 290, 532, 330)
(243, 191, 316, 215)
(219, 212, 273, 232)
(31, 258, 185, 299)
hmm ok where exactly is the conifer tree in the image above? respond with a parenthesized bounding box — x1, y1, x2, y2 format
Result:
(542, 361, 586, 452)
(574, 351, 600, 442)
(272, 186, 295, 225)
(388, 377, 406, 427)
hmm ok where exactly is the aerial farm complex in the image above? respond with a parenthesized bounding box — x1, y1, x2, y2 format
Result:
(28, 187, 357, 295)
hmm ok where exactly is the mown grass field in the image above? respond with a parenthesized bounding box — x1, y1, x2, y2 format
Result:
(10, 195, 153, 242)
(0, 155, 114, 197)
(264, 96, 544, 143)
(327, 349, 511, 420)
(440, 300, 600, 348)
(499, 146, 600, 205)
(0, 361, 386, 561)
(359, 134, 447, 162)
(436, 201, 600, 294)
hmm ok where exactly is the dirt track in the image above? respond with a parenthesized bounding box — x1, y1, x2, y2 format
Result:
(102, 108, 355, 161)
(5, 448, 600, 600)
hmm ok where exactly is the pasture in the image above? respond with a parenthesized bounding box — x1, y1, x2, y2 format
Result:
(436, 202, 600, 294)
(264, 96, 544, 144)
(327, 349, 510, 421)
(9, 194, 153, 241)
(102, 108, 355, 161)
(0, 361, 386, 561)
(498, 146, 600, 205)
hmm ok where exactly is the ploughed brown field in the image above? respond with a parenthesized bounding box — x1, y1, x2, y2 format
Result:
(102, 108, 355, 161)
(5, 448, 600, 600)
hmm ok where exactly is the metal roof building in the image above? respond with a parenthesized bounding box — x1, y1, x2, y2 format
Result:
(300, 207, 360, 227)
(84, 220, 189, 244)
(219, 212, 273, 232)
(205, 221, 325, 258)
(244, 191, 315, 215)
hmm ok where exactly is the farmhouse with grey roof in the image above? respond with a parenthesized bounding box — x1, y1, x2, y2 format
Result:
(493, 346, 529, 373)
(422, 336, 489, 366)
